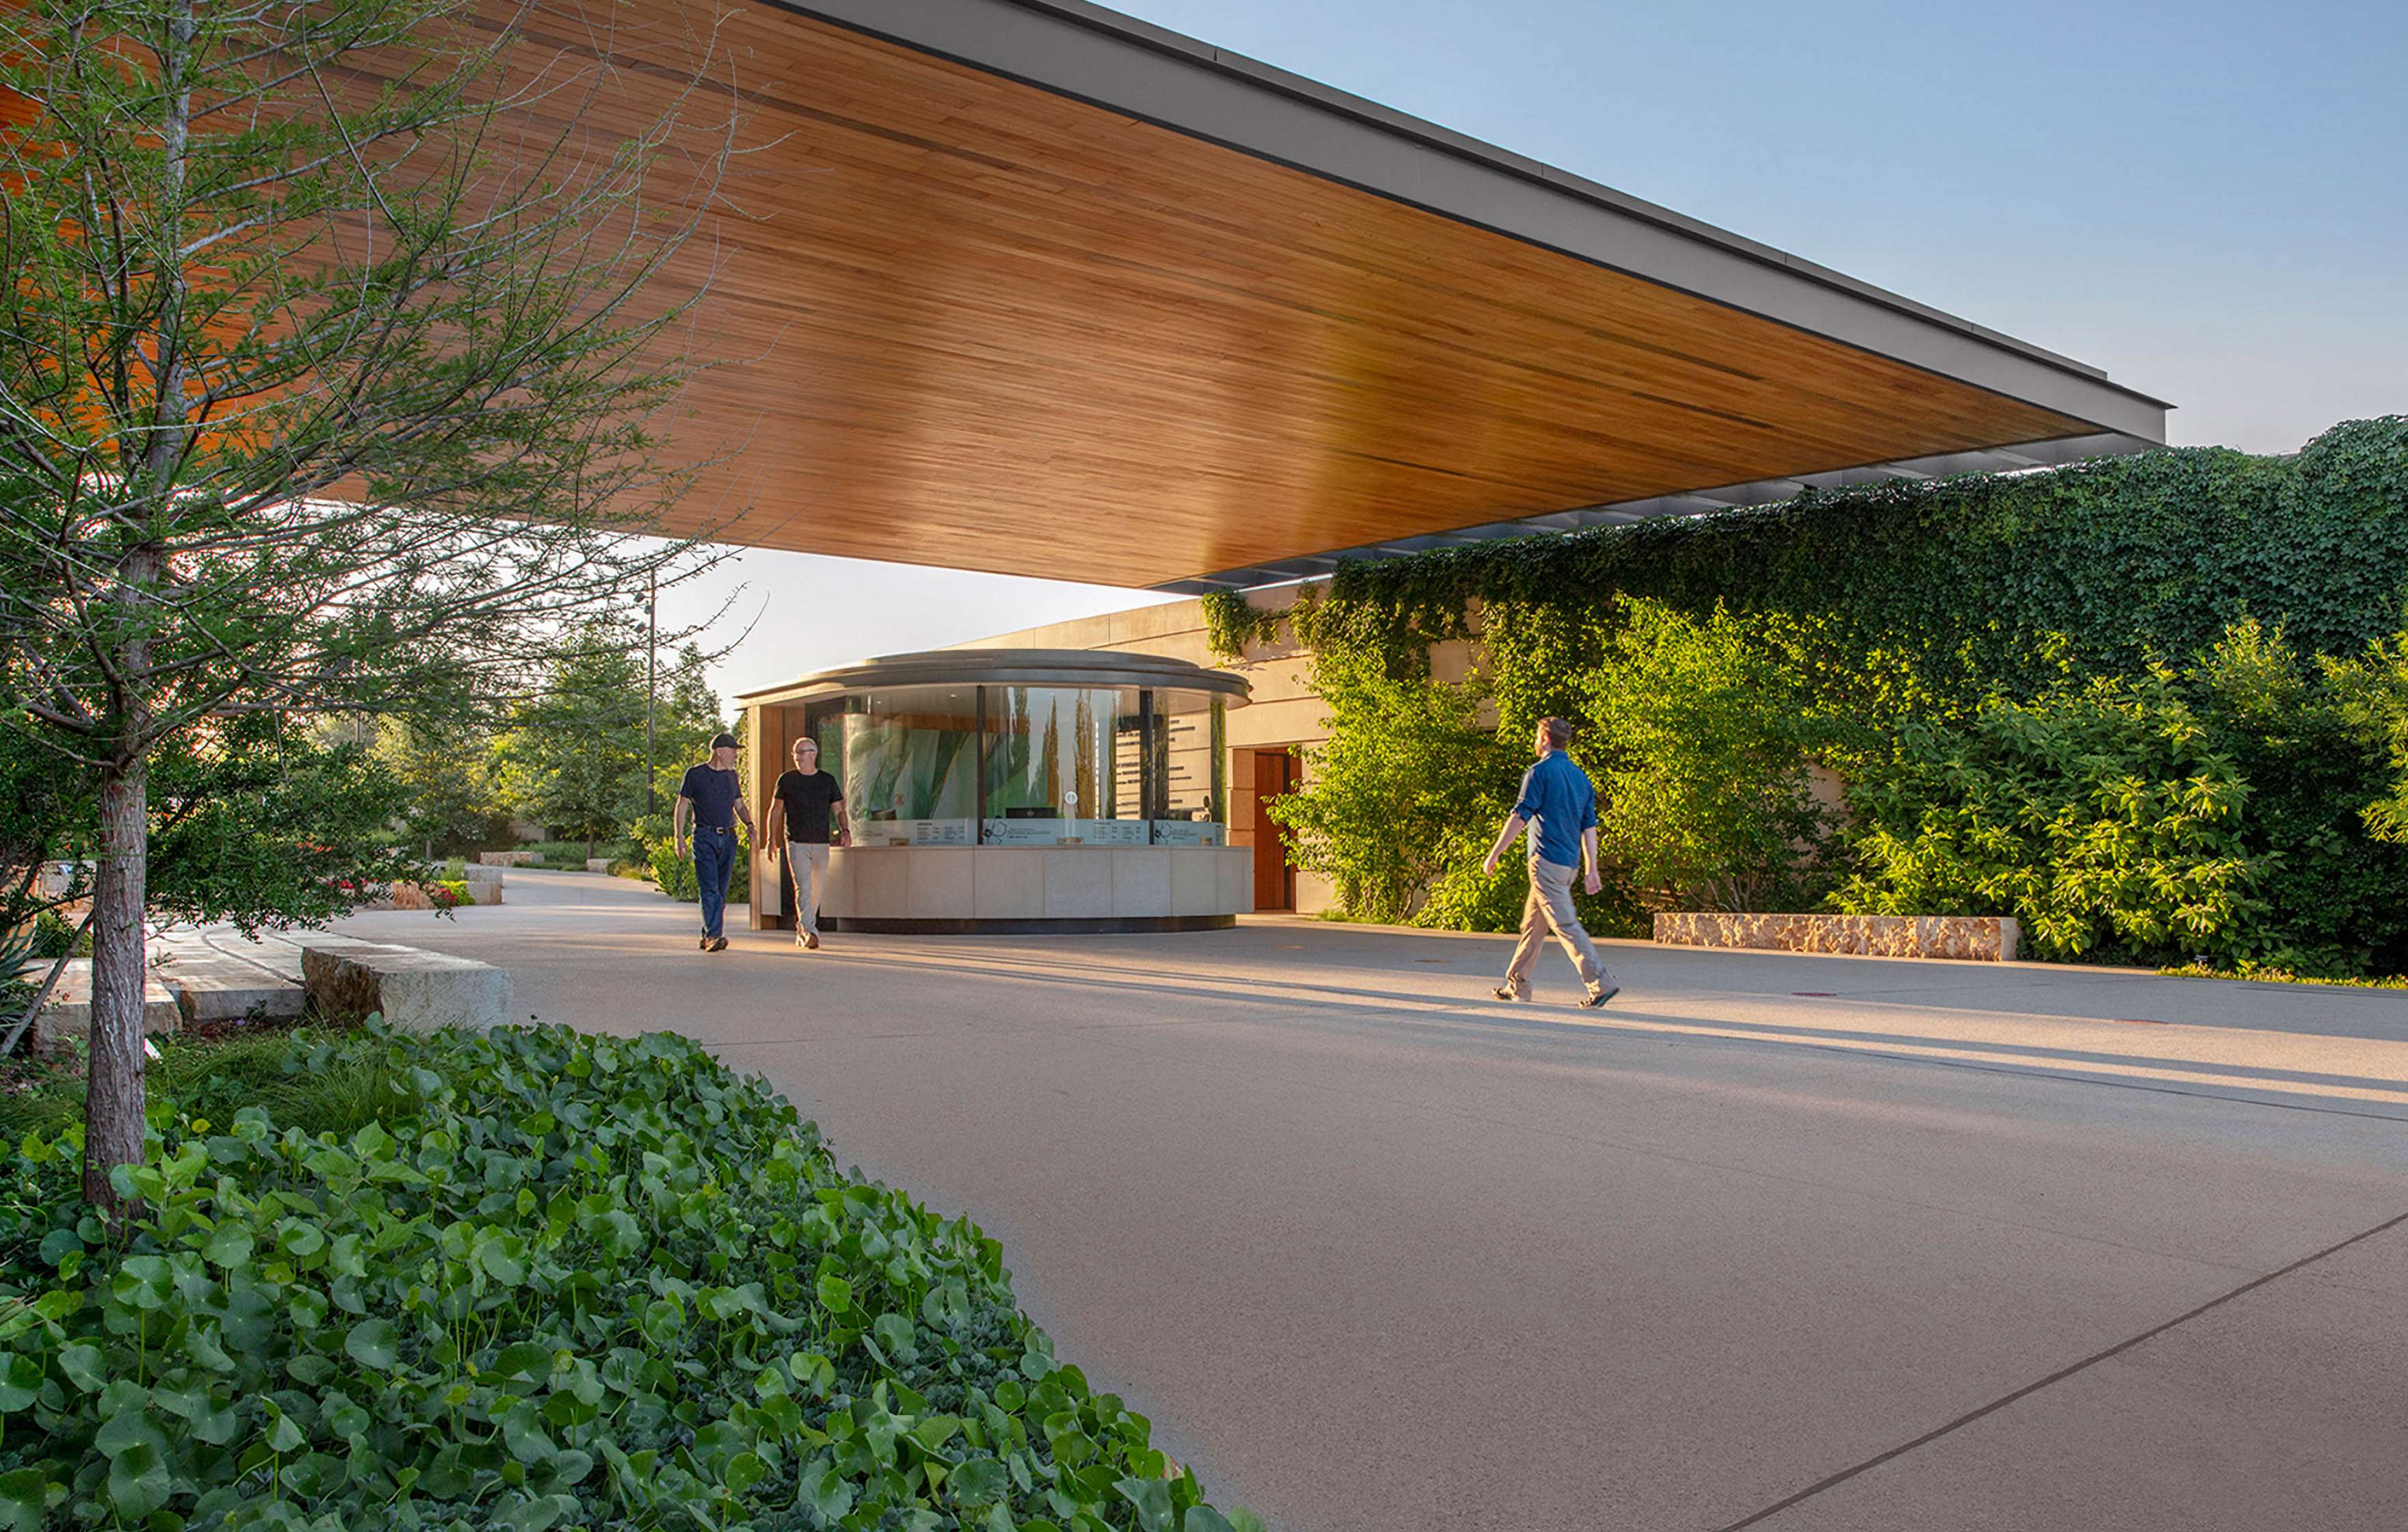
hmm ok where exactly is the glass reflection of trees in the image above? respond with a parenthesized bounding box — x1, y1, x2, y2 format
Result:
(833, 690, 980, 845)
(809, 685, 1225, 847)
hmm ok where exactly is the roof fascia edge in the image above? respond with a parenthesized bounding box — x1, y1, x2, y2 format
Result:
(761, 0, 2171, 440)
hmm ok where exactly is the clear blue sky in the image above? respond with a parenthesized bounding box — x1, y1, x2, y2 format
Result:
(678, 0, 2408, 704)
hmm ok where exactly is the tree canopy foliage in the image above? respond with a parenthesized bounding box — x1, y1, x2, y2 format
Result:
(0, 0, 733, 1201)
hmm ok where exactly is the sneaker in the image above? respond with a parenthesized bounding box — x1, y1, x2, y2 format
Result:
(708, 936, 729, 953)
(1491, 985, 1525, 1002)
(794, 931, 810, 951)
(1579, 986, 1620, 1009)
(803, 931, 821, 951)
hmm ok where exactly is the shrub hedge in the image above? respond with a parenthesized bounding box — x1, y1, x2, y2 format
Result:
(1243, 417, 2408, 973)
(0, 1025, 1252, 1531)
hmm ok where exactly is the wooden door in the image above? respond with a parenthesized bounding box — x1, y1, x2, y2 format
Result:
(1251, 749, 1299, 912)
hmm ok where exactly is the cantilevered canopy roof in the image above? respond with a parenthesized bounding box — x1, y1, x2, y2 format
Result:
(627, 0, 2168, 590)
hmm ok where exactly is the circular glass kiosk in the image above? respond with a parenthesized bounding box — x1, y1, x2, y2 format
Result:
(745, 649, 1252, 932)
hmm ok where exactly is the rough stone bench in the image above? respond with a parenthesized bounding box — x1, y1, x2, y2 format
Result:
(476, 850, 538, 867)
(586, 857, 615, 873)
(36, 960, 181, 1050)
(1653, 912, 2022, 962)
(301, 937, 511, 1031)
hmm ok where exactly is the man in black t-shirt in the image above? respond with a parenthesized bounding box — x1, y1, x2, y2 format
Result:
(673, 732, 755, 951)
(764, 735, 848, 950)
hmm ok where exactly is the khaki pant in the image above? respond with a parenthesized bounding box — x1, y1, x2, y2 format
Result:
(787, 842, 830, 936)
(1503, 857, 1612, 999)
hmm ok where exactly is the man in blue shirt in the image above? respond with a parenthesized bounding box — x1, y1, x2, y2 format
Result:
(674, 732, 755, 952)
(1482, 715, 1618, 1007)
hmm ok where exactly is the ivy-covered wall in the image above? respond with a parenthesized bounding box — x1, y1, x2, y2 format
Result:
(1235, 417, 2408, 977)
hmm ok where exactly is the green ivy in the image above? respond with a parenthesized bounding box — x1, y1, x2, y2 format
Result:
(0, 1025, 1256, 1532)
(1197, 592, 1282, 661)
(1273, 417, 2408, 969)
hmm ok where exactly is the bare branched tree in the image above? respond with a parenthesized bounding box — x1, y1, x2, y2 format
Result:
(0, 0, 745, 1213)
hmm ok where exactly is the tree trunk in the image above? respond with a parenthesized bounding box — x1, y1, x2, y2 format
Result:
(84, 756, 149, 1212)
(81, 0, 194, 1216)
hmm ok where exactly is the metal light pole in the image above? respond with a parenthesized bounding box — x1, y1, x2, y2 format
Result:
(644, 570, 657, 815)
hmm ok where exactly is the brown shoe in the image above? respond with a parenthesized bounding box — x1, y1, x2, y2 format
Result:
(1491, 985, 1526, 1002)
(803, 931, 821, 951)
(708, 936, 729, 953)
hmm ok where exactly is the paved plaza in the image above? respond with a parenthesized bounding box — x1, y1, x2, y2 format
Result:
(306, 870, 2408, 1531)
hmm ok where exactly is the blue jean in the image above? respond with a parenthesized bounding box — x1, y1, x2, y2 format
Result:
(692, 826, 735, 938)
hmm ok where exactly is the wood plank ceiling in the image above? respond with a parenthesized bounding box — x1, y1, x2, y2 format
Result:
(550, 0, 2098, 587)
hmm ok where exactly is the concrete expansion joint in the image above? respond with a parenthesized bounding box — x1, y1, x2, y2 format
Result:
(1711, 1206, 2408, 1531)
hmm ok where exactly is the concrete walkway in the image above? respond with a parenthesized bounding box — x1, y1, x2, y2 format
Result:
(297, 870, 2408, 1531)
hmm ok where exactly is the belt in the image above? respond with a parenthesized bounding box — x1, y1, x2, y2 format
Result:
(696, 824, 734, 834)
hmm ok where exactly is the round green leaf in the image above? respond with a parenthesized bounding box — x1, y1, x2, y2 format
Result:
(345, 1319, 399, 1370)
(57, 1345, 104, 1394)
(106, 1441, 170, 1521)
(0, 1356, 42, 1414)
(949, 1457, 1009, 1507)
(266, 1412, 305, 1454)
(202, 1225, 254, 1269)
(814, 1271, 852, 1315)
(724, 1451, 767, 1494)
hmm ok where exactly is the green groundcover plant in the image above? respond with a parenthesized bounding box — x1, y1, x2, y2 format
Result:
(0, 1026, 1253, 1532)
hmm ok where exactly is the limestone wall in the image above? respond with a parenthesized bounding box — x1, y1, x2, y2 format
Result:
(1654, 912, 2021, 962)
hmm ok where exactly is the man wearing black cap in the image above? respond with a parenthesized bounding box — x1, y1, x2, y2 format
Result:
(673, 732, 755, 952)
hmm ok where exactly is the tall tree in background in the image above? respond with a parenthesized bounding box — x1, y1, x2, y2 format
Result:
(0, 0, 735, 1211)
(651, 640, 727, 788)
(376, 716, 516, 856)
(497, 625, 649, 858)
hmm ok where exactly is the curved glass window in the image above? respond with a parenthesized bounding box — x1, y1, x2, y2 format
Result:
(835, 687, 980, 847)
(983, 686, 1138, 844)
(804, 682, 1227, 847)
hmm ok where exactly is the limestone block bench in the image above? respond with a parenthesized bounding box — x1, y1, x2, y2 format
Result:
(153, 934, 308, 1027)
(301, 936, 510, 1031)
(36, 960, 181, 1049)
(1653, 912, 2021, 962)
(476, 850, 539, 867)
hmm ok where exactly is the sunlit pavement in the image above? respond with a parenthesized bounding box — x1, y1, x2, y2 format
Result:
(304, 869, 2408, 1531)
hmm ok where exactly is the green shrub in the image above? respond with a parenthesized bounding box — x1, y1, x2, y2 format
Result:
(1583, 598, 1843, 912)
(1266, 638, 1515, 925)
(25, 912, 85, 962)
(0, 1025, 1248, 1531)
(1274, 417, 2408, 973)
(1834, 622, 2408, 972)
(1835, 668, 2262, 963)
(634, 816, 750, 906)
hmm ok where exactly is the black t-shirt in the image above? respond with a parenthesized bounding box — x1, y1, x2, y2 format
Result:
(774, 769, 844, 845)
(678, 763, 742, 830)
